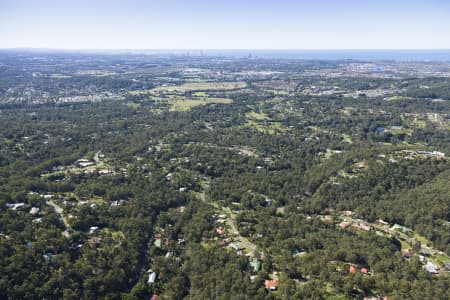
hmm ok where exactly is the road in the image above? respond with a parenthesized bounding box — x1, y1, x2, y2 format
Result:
(47, 200, 71, 238)
(196, 177, 262, 257)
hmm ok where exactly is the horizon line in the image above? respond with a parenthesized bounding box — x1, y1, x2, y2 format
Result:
(1, 48, 450, 52)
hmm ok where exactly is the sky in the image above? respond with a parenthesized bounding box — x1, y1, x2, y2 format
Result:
(1, 0, 450, 50)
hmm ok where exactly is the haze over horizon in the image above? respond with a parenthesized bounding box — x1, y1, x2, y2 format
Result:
(1, 0, 450, 50)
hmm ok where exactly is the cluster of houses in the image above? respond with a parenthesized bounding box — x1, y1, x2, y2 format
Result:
(153, 232, 173, 249)
(402, 249, 448, 274)
(338, 212, 372, 232)
(6, 201, 41, 216)
(211, 212, 271, 288)
(339, 220, 371, 232)
(348, 264, 370, 275)
(393, 149, 446, 161)
(335, 211, 450, 275)
(146, 225, 194, 290)
(56, 93, 120, 104)
(74, 158, 113, 175)
(212, 213, 231, 246)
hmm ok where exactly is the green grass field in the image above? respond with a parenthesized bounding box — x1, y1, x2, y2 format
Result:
(435, 253, 450, 264)
(246, 111, 270, 120)
(169, 97, 232, 111)
(153, 81, 247, 92)
(342, 133, 353, 143)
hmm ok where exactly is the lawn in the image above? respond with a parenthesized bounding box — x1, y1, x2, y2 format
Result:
(389, 127, 413, 136)
(399, 239, 411, 251)
(342, 133, 353, 143)
(435, 253, 450, 265)
(413, 232, 430, 246)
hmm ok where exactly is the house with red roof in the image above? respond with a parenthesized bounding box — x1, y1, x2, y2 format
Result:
(265, 279, 279, 290)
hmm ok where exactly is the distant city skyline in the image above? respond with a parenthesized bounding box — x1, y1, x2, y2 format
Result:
(1, 0, 450, 50)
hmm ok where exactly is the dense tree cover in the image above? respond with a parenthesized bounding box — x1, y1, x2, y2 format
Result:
(0, 53, 449, 299)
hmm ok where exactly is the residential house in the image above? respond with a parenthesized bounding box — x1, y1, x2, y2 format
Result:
(377, 219, 389, 226)
(444, 262, 450, 272)
(29, 207, 40, 215)
(320, 215, 333, 222)
(339, 221, 351, 229)
(88, 226, 99, 234)
(352, 223, 371, 231)
(216, 227, 225, 235)
(154, 239, 162, 248)
(390, 224, 412, 233)
(424, 261, 439, 274)
(264, 280, 279, 291)
(89, 237, 102, 246)
(230, 242, 241, 251)
(147, 271, 157, 284)
(6, 203, 25, 210)
(249, 258, 261, 273)
(402, 250, 414, 260)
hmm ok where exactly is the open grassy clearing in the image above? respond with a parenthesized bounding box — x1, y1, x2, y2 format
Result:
(245, 110, 278, 133)
(192, 91, 208, 97)
(246, 111, 270, 120)
(410, 119, 427, 129)
(125, 102, 140, 109)
(92, 71, 116, 77)
(245, 119, 285, 134)
(384, 95, 415, 101)
(413, 233, 431, 245)
(399, 239, 411, 252)
(266, 89, 290, 95)
(389, 127, 413, 136)
(169, 97, 232, 111)
(435, 253, 450, 264)
(152, 81, 247, 92)
(342, 133, 353, 143)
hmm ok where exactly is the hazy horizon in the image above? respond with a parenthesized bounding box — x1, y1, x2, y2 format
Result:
(1, 0, 450, 50)
(3, 48, 450, 62)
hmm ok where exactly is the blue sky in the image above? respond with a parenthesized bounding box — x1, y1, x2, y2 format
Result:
(1, 0, 450, 49)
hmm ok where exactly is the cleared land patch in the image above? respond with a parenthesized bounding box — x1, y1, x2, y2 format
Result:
(245, 111, 286, 134)
(152, 81, 247, 92)
(169, 97, 232, 111)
